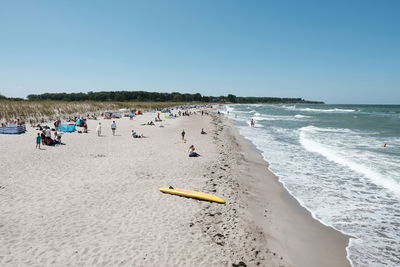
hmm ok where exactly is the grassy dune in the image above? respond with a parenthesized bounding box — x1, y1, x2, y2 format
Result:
(0, 100, 187, 123)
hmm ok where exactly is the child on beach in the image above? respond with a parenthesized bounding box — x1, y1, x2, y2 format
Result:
(36, 133, 41, 149)
(96, 122, 102, 136)
(111, 121, 117, 135)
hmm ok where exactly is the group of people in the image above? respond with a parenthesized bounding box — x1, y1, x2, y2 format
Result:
(178, 110, 191, 116)
(36, 127, 63, 148)
(35, 111, 209, 157)
(181, 129, 205, 157)
(95, 121, 117, 136)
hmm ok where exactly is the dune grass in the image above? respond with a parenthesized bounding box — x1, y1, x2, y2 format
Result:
(0, 100, 188, 123)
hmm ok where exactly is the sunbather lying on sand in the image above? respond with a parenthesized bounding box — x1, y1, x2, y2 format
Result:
(131, 130, 146, 138)
(140, 121, 155, 126)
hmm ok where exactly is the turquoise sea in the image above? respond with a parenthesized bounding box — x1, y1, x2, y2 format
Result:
(224, 104, 400, 267)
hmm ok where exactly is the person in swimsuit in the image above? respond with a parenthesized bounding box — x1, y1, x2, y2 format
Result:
(96, 122, 102, 136)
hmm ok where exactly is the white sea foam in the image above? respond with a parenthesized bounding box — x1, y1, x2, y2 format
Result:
(281, 106, 356, 113)
(251, 115, 293, 121)
(301, 108, 355, 113)
(230, 104, 400, 267)
(234, 110, 254, 114)
(251, 114, 302, 121)
(299, 126, 400, 197)
(301, 125, 355, 133)
(226, 106, 234, 112)
(294, 114, 311, 118)
(281, 105, 297, 110)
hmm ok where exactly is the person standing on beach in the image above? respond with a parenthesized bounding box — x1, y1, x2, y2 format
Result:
(41, 130, 46, 144)
(111, 121, 117, 135)
(181, 129, 186, 141)
(96, 122, 102, 136)
(36, 133, 41, 149)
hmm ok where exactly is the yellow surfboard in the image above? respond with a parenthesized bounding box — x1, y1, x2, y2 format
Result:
(160, 187, 225, 204)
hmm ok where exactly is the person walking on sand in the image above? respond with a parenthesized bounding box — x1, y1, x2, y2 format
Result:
(111, 121, 117, 135)
(36, 133, 41, 149)
(96, 122, 102, 136)
(181, 129, 186, 141)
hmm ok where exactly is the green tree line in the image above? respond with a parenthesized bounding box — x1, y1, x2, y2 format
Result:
(23, 91, 323, 104)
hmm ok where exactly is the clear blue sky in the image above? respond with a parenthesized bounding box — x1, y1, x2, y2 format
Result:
(1, 0, 399, 104)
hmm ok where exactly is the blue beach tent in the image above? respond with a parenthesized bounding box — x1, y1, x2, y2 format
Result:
(75, 119, 85, 126)
(59, 124, 76, 132)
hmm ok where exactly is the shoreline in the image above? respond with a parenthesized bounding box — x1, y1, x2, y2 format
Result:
(230, 116, 355, 247)
(212, 114, 352, 267)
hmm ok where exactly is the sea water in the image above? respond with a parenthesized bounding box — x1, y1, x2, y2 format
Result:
(223, 104, 400, 267)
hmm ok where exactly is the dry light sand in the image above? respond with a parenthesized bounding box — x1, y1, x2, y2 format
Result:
(0, 109, 351, 267)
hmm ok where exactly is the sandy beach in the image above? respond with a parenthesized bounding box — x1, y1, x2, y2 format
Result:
(0, 109, 351, 267)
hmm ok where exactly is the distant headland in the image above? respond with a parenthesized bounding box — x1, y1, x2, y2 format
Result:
(1, 91, 324, 104)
